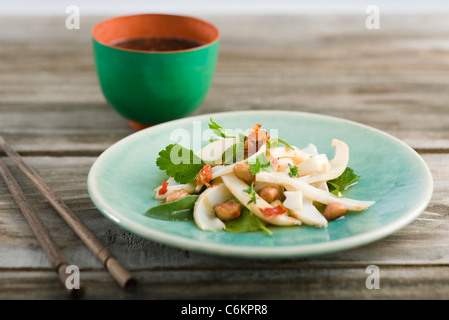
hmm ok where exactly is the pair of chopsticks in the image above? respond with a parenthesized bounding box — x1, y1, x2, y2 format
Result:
(0, 137, 136, 298)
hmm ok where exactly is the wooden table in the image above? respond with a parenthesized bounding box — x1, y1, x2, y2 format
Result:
(1, 14, 448, 300)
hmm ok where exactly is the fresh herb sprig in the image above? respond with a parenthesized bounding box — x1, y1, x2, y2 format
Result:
(209, 118, 236, 139)
(243, 182, 257, 205)
(288, 163, 299, 178)
(248, 153, 272, 175)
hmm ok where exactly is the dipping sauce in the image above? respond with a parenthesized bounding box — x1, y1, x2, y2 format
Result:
(111, 36, 205, 52)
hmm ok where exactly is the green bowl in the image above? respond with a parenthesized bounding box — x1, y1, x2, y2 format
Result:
(92, 14, 220, 128)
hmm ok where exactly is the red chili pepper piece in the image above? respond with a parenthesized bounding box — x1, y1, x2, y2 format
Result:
(260, 205, 287, 218)
(158, 181, 169, 195)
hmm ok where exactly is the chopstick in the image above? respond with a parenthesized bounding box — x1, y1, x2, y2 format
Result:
(0, 156, 83, 298)
(0, 137, 136, 290)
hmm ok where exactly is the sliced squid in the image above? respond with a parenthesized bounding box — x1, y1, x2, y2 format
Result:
(221, 173, 301, 226)
(277, 158, 294, 173)
(256, 172, 375, 211)
(288, 197, 328, 228)
(301, 143, 318, 157)
(268, 146, 307, 164)
(196, 137, 239, 164)
(283, 191, 303, 211)
(283, 190, 328, 227)
(300, 139, 349, 184)
(193, 183, 232, 231)
(296, 154, 331, 176)
(311, 181, 329, 192)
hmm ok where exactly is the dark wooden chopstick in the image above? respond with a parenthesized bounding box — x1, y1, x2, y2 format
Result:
(0, 137, 136, 289)
(0, 156, 83, 298)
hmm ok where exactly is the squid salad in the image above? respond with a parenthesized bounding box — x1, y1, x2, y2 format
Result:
(146, 118, 375, 235)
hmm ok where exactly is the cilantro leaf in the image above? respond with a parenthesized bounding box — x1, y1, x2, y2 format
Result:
(327, 167, 361, 193)
(243, 182, 257, 205)
(156, 144, 205, 184)
(288, 163, 299, 178)
(209, 118, 235, 139)
(248, 153, 272, 175)
(224, 207, 273, 236)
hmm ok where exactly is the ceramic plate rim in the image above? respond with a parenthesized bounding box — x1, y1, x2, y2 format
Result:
(87, 110, 434, 258)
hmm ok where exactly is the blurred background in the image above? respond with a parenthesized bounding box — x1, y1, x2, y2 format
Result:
(1, 0, 449, 16)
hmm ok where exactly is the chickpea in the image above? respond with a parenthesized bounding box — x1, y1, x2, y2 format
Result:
(259, 187, 279, 203)
(165, 189, 189, 203)
(323, 202, 347, 221)
(232, 162, 255, 184)
(214, 200, 242, 221)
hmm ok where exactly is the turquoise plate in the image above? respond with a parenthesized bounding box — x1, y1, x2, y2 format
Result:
(87, 111, 433, 258)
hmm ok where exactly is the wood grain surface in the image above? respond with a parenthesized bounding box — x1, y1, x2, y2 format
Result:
(0, 14, 448, 299)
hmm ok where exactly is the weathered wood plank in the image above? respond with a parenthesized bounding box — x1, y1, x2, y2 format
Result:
(0, 15, 448, 153)
(1, 266, 449, 300)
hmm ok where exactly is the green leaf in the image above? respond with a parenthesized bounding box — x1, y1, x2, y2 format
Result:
(327, 167, 361, 193)
(209, 118, 235, 139)
(224, 207, 273, 236)
(288, 163, 299, 178)
(243, 182, 257, 205)
(248, 153, 272, 175)
(267, 138, 293, 150)
(144, 195, 199, 221)
(156, 144, 205, 184)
